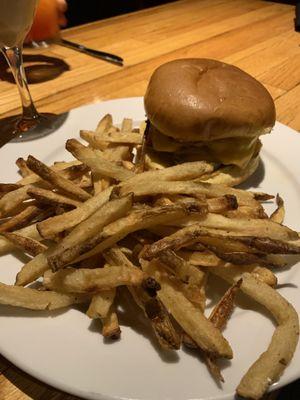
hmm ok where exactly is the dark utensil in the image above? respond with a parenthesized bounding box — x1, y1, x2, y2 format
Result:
(58, 38, 124, 66)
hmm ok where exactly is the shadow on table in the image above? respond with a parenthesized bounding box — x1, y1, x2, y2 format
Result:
(0, 53, 70, 85)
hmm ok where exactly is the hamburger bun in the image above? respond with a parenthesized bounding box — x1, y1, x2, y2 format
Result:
(144, 58, 275, 142)
(144, 58, 276, 186)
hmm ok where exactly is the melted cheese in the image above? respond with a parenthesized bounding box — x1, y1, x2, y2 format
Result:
(151, 130, 260, 168)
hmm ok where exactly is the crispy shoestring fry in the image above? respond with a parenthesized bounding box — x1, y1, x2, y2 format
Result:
(142, 259, 233, 359)
(43, 266, 144, 293)
(0, 183, 21, 192)
(60, 202, 204, 268)
(16, 157, 32, 177)
(157, 249, 207, 309)
(103, 247, 181, 349)
(102, 308, 121, 339)
(1, 232, 47, 257)
(0, 186, 31, 218)
(0, 223, 41, 255)
(37, 186, 113, 239)
(16, 195, 133, 286)
(86, 289, 116, 319)
(211, 269, 299, 400)
(270, 194, 285, 224)
(17, 160, 82, 186)
(120, 180, 259, 207)
(26, 155, 91, 202)
(203, 280, 242, 383)
(0, 282, 90, 310)
(28, 187, 81, 209)
(48, 195, 133, 271)
(66, 139, 134, 181)
(141, 220, 298, 260)
(81, 129, 142, 145)
(0, 205, 41, 233)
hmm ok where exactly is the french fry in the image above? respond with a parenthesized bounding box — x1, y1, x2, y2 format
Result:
(157, 250, 207, 309)
(205, 356, 225, 383)
(28, 187, 81, 209)
(142, 295, 181, 349)
(48, 194, 133, 271)
(134, 119, 150, 173)
(209, 280, 242, 330)
(16, 195, 132, 286)
(102, 145, 131, 162)
(225, 205, 267, 219)
(211, 272, 299, 400)
(66, 139, 134, 181)
(95, 113, 113, 136)
(270, 194, 285, 224)
(0, 183, 21, 193)
(124, 162, 216, 186)
(0, 282, 90, 310)
(16, 249, 55, 287)
(77, 173, 93, 189)
(88, 121, 133, 195)
(206, 195, 238, 213)
(104, 247, 181, 350)
(43, 266, 144, 293)
(102, 308, 121, 339)
(178, 250, 280, 285)
(16, 157, 32, 177)
(236, 236, 300, 255)
(120, 179, 258, 207)
(0, 205, 41, 233)
(0, 223, 41, 255)
(204, 280, 242, 383)
(191, 236, 260, 255)
(81, 130, 142, 145)
(87, 289, 116, 319)
(176, 213, 298, 241)
(142, 259, 233, 359)
(1, 232, 47, 257)
(142, 216, 298, 260)
(26, 156, 91, 202)
(51, 203, 203, 269)
(37, 186, 113, 239)
(91, 174, 107, 195)
(0, 186, 31, 218)
(17, 160, 83, 186)
(182, 333, 198, 349)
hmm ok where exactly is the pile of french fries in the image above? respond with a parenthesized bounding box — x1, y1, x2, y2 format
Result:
(0, 114, 299, 400)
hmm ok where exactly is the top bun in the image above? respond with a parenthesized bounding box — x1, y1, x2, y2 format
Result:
(144, 58, 276, 142)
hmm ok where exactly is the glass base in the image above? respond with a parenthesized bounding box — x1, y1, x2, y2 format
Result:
(0, 112, 68, 146)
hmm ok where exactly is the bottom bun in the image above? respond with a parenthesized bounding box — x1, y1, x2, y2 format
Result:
(144, 149, 260, 187)
(201, 155, 260, 187)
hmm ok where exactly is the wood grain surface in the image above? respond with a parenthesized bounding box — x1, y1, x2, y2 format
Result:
(0, 0, 300, 399)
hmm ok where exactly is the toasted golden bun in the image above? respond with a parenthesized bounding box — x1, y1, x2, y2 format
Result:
(144, 58, 275, 142)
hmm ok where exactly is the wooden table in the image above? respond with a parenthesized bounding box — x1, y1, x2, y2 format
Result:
(0, 0, 299, 399)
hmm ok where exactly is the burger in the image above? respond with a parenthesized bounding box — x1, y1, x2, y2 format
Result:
(144, 58, 276, 186)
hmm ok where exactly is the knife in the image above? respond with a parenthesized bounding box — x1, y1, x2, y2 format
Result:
(58, 38, 124, 66)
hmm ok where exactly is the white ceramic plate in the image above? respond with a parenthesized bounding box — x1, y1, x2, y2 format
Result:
(0, 97, 300, 400)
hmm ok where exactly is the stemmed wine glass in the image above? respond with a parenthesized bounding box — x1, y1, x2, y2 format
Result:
(0, 0, 65, 142)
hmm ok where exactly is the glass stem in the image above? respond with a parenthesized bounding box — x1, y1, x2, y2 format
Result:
(1, 45, 39, 120)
